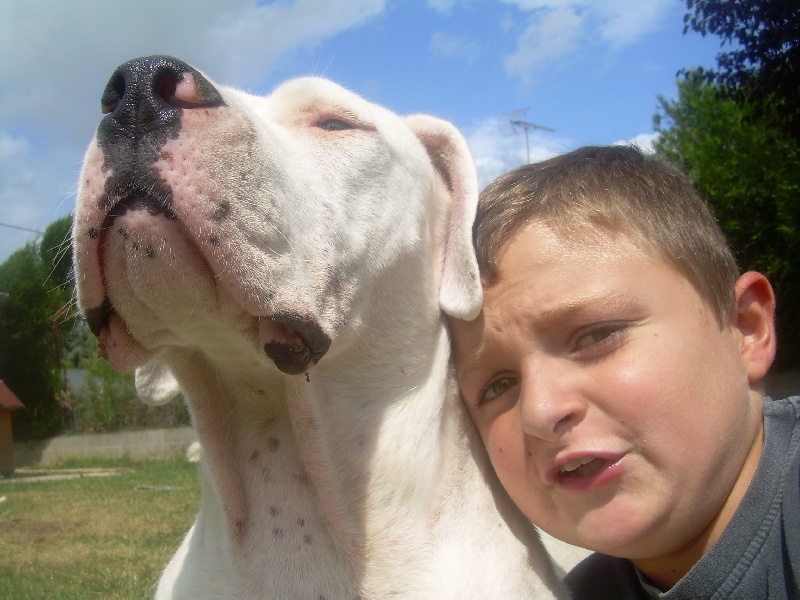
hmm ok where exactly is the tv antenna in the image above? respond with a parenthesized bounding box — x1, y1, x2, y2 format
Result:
(504, 108, 554, 164)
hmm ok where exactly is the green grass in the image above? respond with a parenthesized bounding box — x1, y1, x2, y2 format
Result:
(0, 458, 201, 599)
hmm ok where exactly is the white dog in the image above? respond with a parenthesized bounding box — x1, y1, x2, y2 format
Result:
(73, 56, 565, 599)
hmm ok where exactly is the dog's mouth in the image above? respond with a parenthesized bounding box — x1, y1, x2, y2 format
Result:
(86, 293, 331, 377)
(86, 299, 114, 339)
(258, 313, 331, 375)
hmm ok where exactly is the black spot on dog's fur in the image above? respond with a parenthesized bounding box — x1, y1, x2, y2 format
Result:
(212, 201, 230, 221)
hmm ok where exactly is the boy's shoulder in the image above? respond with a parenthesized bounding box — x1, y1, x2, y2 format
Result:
(763, 394, 800, 470)
(765, 393, 800, 419)
(565, 395, 800, 600)
(564, 552, 651, 599)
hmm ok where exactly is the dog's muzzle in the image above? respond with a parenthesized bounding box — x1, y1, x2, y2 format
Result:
(83, 56, 332, 376)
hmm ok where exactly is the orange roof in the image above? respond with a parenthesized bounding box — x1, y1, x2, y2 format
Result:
(0, 380, 25, 410)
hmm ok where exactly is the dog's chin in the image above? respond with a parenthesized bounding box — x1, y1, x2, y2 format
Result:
(258, 314, 331, 375)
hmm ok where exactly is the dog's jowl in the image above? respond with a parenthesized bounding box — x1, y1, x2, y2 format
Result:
(74, 56, 566, 599)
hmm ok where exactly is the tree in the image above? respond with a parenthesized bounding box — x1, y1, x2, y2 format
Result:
(38, 216, 87, 373)
(666, 0, 800, 370)
(682, 0, 800, 140)
(654, 76, 800, 369)
(0, 243, 65, 439)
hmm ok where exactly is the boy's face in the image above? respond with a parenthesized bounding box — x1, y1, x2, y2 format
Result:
(452, 221, 771, 574)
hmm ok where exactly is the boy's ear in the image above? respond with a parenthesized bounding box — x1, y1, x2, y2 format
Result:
(734, 271, 777, 384)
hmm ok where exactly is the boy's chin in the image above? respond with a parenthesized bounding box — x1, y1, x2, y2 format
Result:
(556, 500, 676, 560)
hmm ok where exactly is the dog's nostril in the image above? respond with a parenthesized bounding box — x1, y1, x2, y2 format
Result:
(98, 56, 225, 132)
(155, 71, 212, 110)
(101, 73, 125, 114)
(102, 95, 121, 115)
(156, 73, 178, 107)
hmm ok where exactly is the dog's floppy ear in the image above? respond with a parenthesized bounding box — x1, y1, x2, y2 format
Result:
(405, 115, 482, 321)
(135, 360, 182, 406)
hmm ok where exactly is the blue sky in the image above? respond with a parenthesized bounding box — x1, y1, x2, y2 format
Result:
(0, 0, 725, 262)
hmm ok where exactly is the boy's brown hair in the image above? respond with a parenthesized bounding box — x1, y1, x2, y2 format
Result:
(474, 145, 740, 326)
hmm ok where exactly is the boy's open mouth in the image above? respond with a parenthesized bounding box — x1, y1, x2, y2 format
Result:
(559, 457, 605, 478)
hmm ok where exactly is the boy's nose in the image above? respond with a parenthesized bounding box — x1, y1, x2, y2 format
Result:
(519, 362, 586, 442)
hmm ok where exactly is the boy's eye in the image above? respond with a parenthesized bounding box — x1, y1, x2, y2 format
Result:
(478, 375, 520, 406)
(573, 322, 627, 352)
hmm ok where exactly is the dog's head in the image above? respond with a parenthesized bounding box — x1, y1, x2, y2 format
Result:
(73, 56, 481, 390)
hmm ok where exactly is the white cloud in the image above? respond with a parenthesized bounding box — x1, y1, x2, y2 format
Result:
(466, 119, 660, 190)
(465, 117, 566, 189)
(500, 0, 674, 83)
(0, 133, 31, 160)
(430, 32, 481, 64)
(208, 0, 386, 84)
(614, 132, 659, 154)
(504, 7, 585, 84)
(500, 0, 588, 9)
(594, 0, 674, 50)
(426, 0, 459, 14)
(426, 0, 478, 15)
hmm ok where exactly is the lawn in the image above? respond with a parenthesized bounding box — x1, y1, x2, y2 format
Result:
(0, 458, 201, 599)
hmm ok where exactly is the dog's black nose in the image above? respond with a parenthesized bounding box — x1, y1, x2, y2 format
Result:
(98, 55, 223, 142)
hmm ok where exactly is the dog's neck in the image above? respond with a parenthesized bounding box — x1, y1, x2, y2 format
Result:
(167, 282, 457, 592)
(292, 318, 453, 536)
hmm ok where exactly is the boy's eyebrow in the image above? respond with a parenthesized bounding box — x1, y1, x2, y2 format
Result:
(456, 291, 645, 385)
(458, 291, 644, 377)
(530, 291, 645, 327)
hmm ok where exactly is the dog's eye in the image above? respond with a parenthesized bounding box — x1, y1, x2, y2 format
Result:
(317, 118, 353, 132)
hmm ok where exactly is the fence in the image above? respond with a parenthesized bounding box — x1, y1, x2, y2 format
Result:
(61, 366, 191, 435)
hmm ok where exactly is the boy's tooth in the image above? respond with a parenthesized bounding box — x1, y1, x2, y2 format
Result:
(561, 456, 596, 472)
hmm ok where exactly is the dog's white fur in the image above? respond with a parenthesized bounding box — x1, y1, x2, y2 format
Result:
(74, 64, 565, 598)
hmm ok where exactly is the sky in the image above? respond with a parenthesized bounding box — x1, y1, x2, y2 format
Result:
(0, 0, 726, 263)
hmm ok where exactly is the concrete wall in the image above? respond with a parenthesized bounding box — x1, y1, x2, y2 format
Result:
(14, 426, 197, 467)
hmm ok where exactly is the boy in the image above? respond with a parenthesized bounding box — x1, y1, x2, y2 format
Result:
(450, 146, 799, 598)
